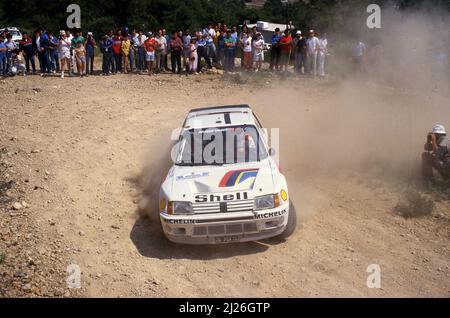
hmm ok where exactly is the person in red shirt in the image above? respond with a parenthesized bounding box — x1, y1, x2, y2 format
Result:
(279, 29, 292, 72)
(144, 32, 159, 75)
(111, 31, 123, 73)
(19, 32, 36, 73)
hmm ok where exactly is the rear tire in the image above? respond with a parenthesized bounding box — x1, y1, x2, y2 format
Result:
(279, 200, 297, 239)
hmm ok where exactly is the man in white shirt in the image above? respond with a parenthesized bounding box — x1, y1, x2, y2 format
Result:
(155, 29, 167, 73)
(306, 29, 319, 76)
(133, 31, 146, 73)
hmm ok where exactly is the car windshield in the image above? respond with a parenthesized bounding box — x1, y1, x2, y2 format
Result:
(175, 125, 268, 166)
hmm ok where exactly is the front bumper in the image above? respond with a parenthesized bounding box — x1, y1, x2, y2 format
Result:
(159, 206, 289, 244)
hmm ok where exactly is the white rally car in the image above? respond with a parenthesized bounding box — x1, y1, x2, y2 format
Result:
(159, 105, 296, 244)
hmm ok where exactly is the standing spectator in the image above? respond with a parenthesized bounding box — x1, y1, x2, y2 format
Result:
(306, 29, 319, 76)
(112, 31, 123, 73)
(212, 25, 220, 65)
(217, 29, 226, 68)
(252, 32, 264, 72)
(100, 35, 113, 76)
(241, 31, 252, 71)
(317, 35, 328, 77)
(40, 29, 52, 75)
(74, 42, 86, 77)
(187, 38, 198, 74)
(66, 30, 74, 73)
(35, 30, 45, 74)
(352, 39, 366, 73)
(121, 34, 131, 74)
(206, 31, 216, 66)
(4, 33, 18, 74)
(131, 30, 140, 72)
(48, 32, 59, 73)
(239, 25, 249, 68)
(279, 29, 292, 72)
(138, 31, 147, 73)
(19, 32, 36, 74)
(144, 32, 158, 76)
(213, 25, 220, 58)
(293, 31, 307, 75)
(71, 30, 85, 74)
(0, 34, 6, 76)
(58, 31, 72, 78)
(230, 25, 238, 67)
(169, 31, 183, 74)
(182, 30, 191, 72)
(196, 33, 212, 72)
(223, 30, 235, 72)
(155, 30, 167, 73)
(84, 32, 96, 75)
(162, 29, 170, 71)
(129, 29, 137, 72)
(269, 28, 282, 71)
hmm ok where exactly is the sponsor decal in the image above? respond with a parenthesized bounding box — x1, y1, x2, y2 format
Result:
(163, 218, 196, 224)
(219, 169, 259, 187)
(176, 171, 209, 181)
(195, 191, 248, 203)
(254, 209, 287, 219)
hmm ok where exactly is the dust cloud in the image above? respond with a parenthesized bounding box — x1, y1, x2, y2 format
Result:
(259, 6, 449, 174)
(252, 6, 450, 219)
(136, 129, 174, 220)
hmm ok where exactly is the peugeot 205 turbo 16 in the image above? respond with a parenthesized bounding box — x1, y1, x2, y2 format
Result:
(159, 105, 296, 244)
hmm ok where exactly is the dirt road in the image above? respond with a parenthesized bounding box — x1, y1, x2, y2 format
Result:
(0, 72, 449, 297)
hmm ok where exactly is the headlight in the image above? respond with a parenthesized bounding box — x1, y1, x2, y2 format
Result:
(169, 201, 194, 215)
(254, 194, 277, 211)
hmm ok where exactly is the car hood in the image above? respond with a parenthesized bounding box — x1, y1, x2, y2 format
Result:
(167, 160, 275, 200)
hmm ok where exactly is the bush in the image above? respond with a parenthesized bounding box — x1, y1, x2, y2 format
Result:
(395, 189, 435, 218)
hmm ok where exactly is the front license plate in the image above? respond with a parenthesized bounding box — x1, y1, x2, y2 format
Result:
(215, 235, 240, 243)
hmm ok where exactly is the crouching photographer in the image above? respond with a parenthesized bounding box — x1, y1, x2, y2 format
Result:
(422, 124, 450, 181)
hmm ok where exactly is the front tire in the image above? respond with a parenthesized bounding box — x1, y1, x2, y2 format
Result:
(279, 200, 297, 239)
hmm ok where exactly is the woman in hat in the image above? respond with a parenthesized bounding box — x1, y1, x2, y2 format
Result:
(252, 32, 264, 72)
(58, 31, 72, 78)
